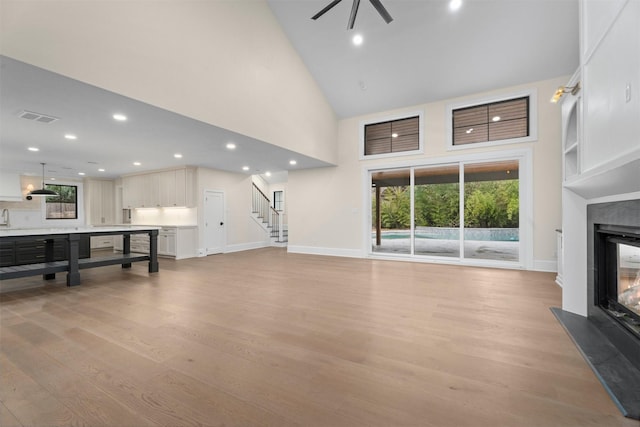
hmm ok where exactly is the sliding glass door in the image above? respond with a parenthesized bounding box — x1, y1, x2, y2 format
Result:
(371, 169, 411, 254)
(413, 165, 460, 257)
(370, 157, 522, 266)
(463, 160, 519, 262)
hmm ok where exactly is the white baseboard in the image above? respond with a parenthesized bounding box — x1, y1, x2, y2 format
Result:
(287, 245, 363, 258)
(224, 241, 269, 253)
(533, 259, 557, 272)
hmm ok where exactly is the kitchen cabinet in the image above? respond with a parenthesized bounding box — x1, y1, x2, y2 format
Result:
(120, 226, 196, 259)
(122, 175, 143, 209)
(158, 227, 177, 256)
(0, 236, 90, 267)
(85, 179, 115, 225)
(122, 167, 195, 208)
(90, 235, 114, 249)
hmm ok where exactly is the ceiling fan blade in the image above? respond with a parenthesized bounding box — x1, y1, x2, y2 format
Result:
(347, 0, 361, 29)
(311, 0, 343, 20)
(369, 0, 393, 24)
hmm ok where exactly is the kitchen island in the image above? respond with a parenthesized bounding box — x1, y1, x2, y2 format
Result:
(0, 226, 159, 286)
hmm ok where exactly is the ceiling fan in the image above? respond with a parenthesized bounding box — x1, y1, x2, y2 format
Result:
(312, 0, 393, 30)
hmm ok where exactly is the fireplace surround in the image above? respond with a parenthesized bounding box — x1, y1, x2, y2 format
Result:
(594, 223, 640, 338)
(553, 198, 640, 419)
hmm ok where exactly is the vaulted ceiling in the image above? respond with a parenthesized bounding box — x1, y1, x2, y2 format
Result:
(0, 0, 579, 180)
(267, 0, 579, 118)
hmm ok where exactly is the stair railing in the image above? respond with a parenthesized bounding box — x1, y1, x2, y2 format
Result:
(252, 183, 288, 242)
(252, 183, 271, 223)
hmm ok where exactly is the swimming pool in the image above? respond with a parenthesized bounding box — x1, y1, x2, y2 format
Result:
(374, 228, 519, 242)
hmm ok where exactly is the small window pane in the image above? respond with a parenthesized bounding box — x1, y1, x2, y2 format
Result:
(453, 97, 529, 146)
(365, 116, 419, 156)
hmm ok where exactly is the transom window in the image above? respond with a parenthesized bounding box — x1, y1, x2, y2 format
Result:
(447, 90, 537, 150)
(361, 112, 423, 159)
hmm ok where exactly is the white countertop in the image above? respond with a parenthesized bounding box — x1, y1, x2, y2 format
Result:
(135, 224, 198, 229)
(0, 225, 160, 237)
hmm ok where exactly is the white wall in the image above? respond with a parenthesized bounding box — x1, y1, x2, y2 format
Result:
(0, 0, 338, 165)
(131, 208, 197, 227)
(288, 76, 567, 268)
(0, 175, 85, 228)
(197, 168, 267, 254)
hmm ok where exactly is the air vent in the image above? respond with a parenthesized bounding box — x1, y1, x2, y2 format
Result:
(19, 110, 59, 124)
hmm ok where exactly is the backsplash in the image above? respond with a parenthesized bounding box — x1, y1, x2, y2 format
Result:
(131, 207, 197, 226)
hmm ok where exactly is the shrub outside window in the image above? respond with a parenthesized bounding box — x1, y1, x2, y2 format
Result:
(45, 184, 78, 219)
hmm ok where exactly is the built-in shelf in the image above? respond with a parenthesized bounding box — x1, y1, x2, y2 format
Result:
(561, 75, 581, 182)
(564, 141, 578, 155)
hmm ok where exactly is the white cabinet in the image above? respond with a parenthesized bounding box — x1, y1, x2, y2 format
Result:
(158, 227, 177, 256)
(91, 235, 114, 249)
(122, 167, 195, 208)
(130, 233, 150, 254)
(561, 0, 640, 199)
(122, 175, 143, 209)
(85, 179, 115, 225)
(175, 227, 197, 259)
(121, 227, 195, 259)
(582, 0, 640, 174)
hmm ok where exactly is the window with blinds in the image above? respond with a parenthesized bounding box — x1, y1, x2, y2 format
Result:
(364, 115, 420, 156)
(452, 97, 530, 146)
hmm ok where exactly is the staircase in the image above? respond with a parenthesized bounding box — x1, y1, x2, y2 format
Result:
(252, 183, 288, 246)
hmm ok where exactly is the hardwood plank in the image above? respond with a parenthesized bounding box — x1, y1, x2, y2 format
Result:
(0, 401, 22, 427)
(0, 248, 635, 426)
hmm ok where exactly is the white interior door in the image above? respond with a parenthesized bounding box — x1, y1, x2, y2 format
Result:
(204, 190, 225, 255)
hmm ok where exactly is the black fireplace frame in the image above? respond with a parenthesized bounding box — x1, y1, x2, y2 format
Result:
(594, 224, 640, 339)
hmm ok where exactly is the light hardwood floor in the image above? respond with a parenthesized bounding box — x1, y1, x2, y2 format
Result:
(0, 248, 637, 427)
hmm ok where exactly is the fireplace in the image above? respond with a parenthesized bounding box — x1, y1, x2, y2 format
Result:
(595, 224, 640, 338)
(582, 199, 640, 419)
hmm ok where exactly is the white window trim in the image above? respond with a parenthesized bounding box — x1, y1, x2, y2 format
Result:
(361, 147, 534, 270)
(446, 88, 538, 151)
(359, 110, 424, 160)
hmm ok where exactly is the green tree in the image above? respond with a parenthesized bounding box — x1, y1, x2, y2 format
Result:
(380, 186, 410, 229)
(414, 183, 459, 227)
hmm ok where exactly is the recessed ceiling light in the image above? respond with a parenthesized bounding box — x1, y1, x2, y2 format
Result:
(492, 116, 501, 122)
(242, 166, 250, 171)
(174, 153, 183, 159)
(352, 34, 364, 46)
(449, 0, 462, 12)
(289, 160, 297, 165)
(391, 133, 398, 138)
(466, 128, 474, 134)
(265, 171, 272, 177)
(78, 172, 85, 176)
(28, 147, 39, 152)
(133, 162, 141, 166)
(226, 142, 236, 150)
(64, 134, 77, 140)
(50, 177, 56, 181)
(113, 113, 127, 121)
(98, 168, 105, 172)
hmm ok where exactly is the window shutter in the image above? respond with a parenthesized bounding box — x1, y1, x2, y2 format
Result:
(365, 116, 419, 156)
(452, 97, 529, 146)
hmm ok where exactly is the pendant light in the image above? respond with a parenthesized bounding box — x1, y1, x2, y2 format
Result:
(28, 163, 58, 197)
